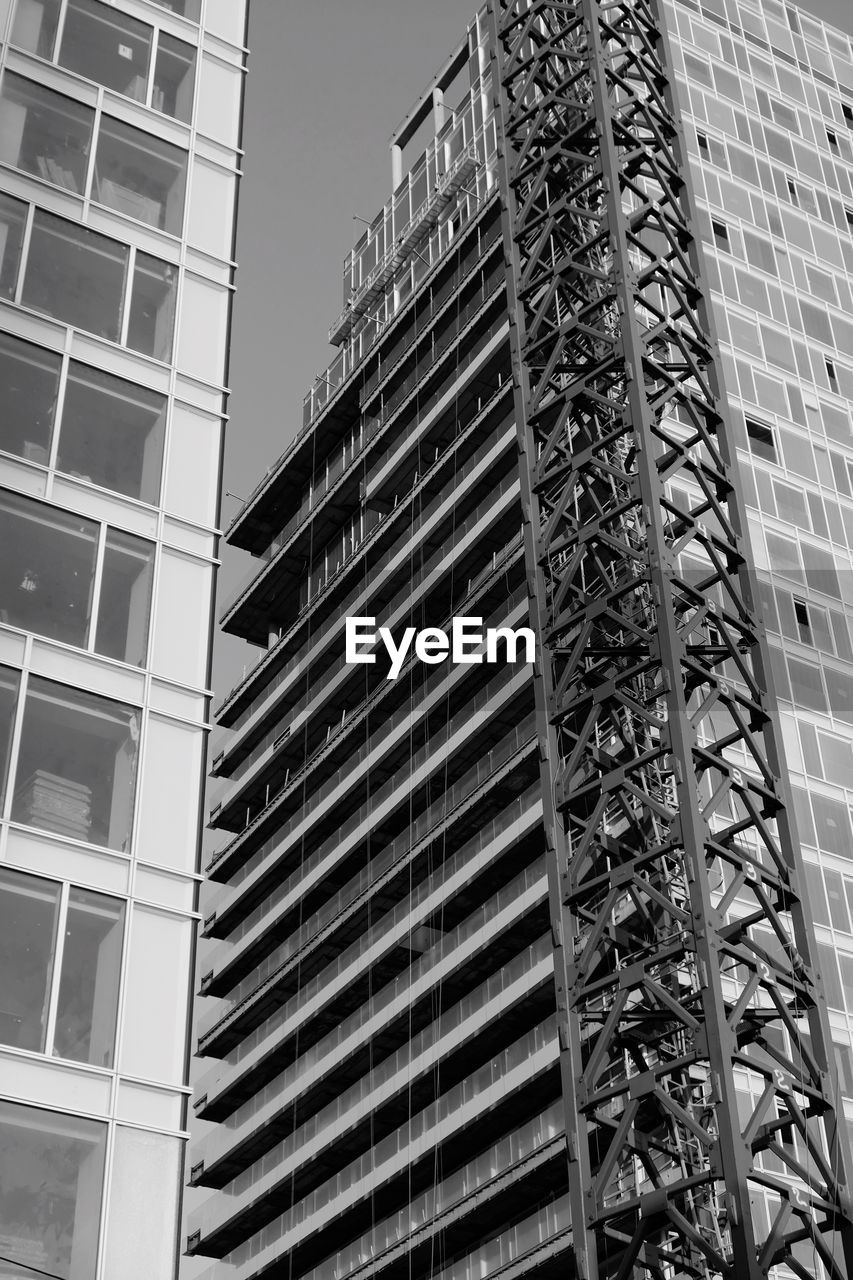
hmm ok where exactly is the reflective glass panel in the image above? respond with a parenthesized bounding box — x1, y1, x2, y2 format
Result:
(22, 211, 128, 342)
(0, 192, 27, 300)
(0, 490, 98, 648)
(153, 31, 195, 122)
(53, 886, 124, 1067)
(148, 0, 201, 19)
(127, 252, 176, 361)
(0, 71, 93, 193)
(0, 666, 20, 808)
(58, 363, 166, 503)
(0, 867, 59, 1053)
(94, 116, 187, 234)
(59, 0, 151, 102)
(12, 676, 139, 852)
(10, 0, 61, 60)
(0, 332, 61, 465)
(95, 529, 154, 666)
(0, 1099, 106, 1280)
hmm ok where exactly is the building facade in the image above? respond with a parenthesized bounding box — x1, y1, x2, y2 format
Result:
(0, 1, 246, 1277)
(190, 1, 853, 1278)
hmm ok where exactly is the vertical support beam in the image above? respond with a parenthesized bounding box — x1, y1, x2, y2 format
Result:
(433, 86, 446, 133)
(487, 1, 853, 1278)
(391, 141, 403, 189)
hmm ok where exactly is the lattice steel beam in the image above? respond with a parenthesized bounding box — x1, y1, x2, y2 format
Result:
(486, 1, 853, 1277)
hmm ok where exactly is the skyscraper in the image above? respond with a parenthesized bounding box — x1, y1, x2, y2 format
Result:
(0, 1, 246, 1276)
(190, 1, 853, 1278)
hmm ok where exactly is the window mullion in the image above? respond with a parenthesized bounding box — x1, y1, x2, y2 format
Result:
(48, 352, 72, 474)
(88, 522, 108, 653)
(53, 0, 70, 63)
(14, 202, 35, 307)
(120, 245, 136, 347)
(44, 880, 70, 1055)
(3, 668, 28, 823)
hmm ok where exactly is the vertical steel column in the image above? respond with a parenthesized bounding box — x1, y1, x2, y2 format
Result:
(487, 1, 853, 1277)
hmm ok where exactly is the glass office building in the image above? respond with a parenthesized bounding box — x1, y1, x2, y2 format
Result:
(0, 0, 246, 1276)
(189, 1, 853, 1278)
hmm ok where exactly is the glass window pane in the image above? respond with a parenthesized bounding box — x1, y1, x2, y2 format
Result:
(12, 676, 140, 852)
(0, 867, 59, 1053)
(0, 490, 99, 648)
(0, 71, 93, 192)
(22, 210, 128, 342)
(94, 116, 186, 234)
(0, 1098, 106, 1280)
(10, 0, 61, 59)
(95, 529, 154, 667)
(153, 31, 195, 122)
(0, 192, 27, 299)
(58, 362, 166, 503)
(127, 252, 176, 361)
(53, 886, 124, 1067)
(148, 0, 200, 18)
(59, 0, 151, 102)
(0, 332, 61, 464)
(103, 1128, 182, 1278)
(0, 665, 20, 810)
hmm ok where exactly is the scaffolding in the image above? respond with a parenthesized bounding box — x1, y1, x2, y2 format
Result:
(487, 0, 853, 1276)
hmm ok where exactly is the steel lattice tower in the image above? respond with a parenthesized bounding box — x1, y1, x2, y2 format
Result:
(487, 1, 853, 1277)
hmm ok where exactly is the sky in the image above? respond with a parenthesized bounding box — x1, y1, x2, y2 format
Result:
(213, 0, 853, 704)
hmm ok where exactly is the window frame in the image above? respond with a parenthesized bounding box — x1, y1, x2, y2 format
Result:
(9, 0, 197, 124)
(0, 487, 156, 666)
(0, 198, 181, 364)
(0, 864, 126, 1067)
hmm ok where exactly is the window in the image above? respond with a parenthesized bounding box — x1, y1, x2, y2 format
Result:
(11, 0, 62, 58)
(786, 176, 799, 205)
(0, 490, 155, 663)
(0, 867, 124, 1066)
(0, 193, 27, 299)
(0, 332, 61, 464)
(844, 103, 853, 126)
(22, 211, 128, 343)
(793, 597, 811, 640)
(787, 656, 826, 713)
(127, 251, 176, 360)
(0, 492, 98, 648)
(58, 0, 152, 103)
(0, 338, 167, 500)
(94, 117, 187, 234)
(59, 362, 166, 502)
(828, 128, 839, 150)
(11, 675, 140, 851)
(826, 358, 839, 392)
(17, 209, 177, 359)
(697, 131, 710, 156)
(812, 793, 853, 858)
(153, 31, 196, 123)
(0, 72, 94, 193)
(11, 0, 196, 123)
(149, 0, 201, 19)
(746, 417, 776, 461)
(712, 219, 729, 248)
(0, 1099, 106, 1280)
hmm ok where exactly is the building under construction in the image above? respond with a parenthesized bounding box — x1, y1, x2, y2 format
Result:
(187, 2, 853, 1278)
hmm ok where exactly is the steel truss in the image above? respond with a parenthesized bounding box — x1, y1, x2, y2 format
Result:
(486, 1, 853, 1277)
